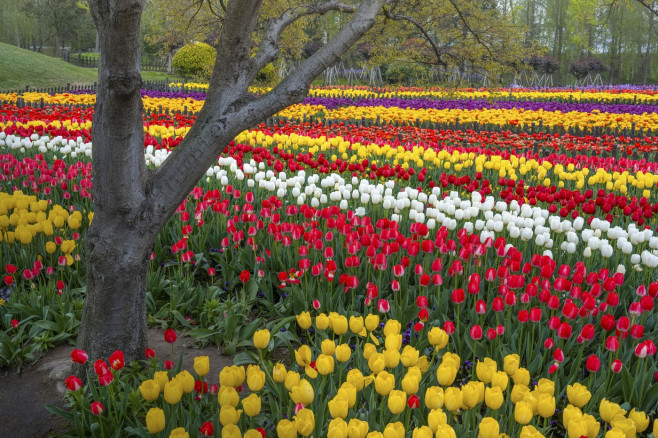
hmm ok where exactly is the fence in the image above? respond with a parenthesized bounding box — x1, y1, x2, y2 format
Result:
(0, 79, 172, 95)
(62, 49, 169, 72)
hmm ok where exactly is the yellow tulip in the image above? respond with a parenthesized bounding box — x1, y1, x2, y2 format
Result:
(537, 393, 556, 418)
(425, 386, 444, 409)
(478, 417, 499, 438)
(567, 419, 589, 438)
(511, 384, 530, 403)
(346, 369, 364, 391)
(296, 312, 312, 329)
(329, 418, 348, 438)
(247, 367, 266, 391)
(164, 380, 183, 405)
(611, 416, 636, 438)
(515, 400, 533, 425)
(365, 314, 380, 331)
(383, 348, 400, 368)
(193, 356, 209, 377)
(368, 352, 386, 374)
(291, 379, 314, 406)
(169, 427, 189, 438)
(45, 241, 56, 254)
(338, 382, 357, 408)
(653, 419, 658, 437)
(427, 408, 447, 432)
(221, 424, 241, 438)
(485, 386, 504, 410)
(476, 358, 497, 384)
(284, 371, 301, 391)
(435, 424, 457, 438)
(219, 365, 245, 387)
(366, 432, 383, 438)
(242, 393, 261, 417)
(329, 395, 350, 419)
(427, 327, 449, 349)
(605, 428, 628, 438)
(273, 363, 288, 382)
(412, 426, 433, 438)
(519, 425, 545, 438)
(244, 430, 263, 438)
(347, 418, 369, 438)
(295, 408, 315, 436)
(436, 363, 457, 386)
(534, 379, 554, 396)
(139, 379, 160, 401)
(316, 313, 329, 330)
(363, 343, 377, 360)
(600, 399, 626, 423)
(253, 329, 271, 349)
(387, 390, 407, 415)
(335, 344, 351, 362)
(504, 354, 520, 376)
(152, 371, 168, 392)
(219, 405, 241, 426)
(628, 409, 649, 433)
(175, 370, 195, 393)
(331, 314, 348, 335)
(145, 407, 165, 433)
(462, 381, 481, 409)
(374, 371, 395, 396)
(400, 345, 419, 367)
(562, 404, 583, 429)
(491, 371, 509, 391)
(383, 422, 405, 438)
(564, 383, 590, 408)
(218, 385, 240, 407)
(582, 413, 600, 438)
(401, 372, 419, 395)
(321, 339, 336, 355)
(444, 387, 462, 412)
(513, 368, 530, 386)
(383, 320, 401, 336)
(277, 419, 298, 438)
(349, 316, 364, 334)
(295, 345, 312, 367)
(385, 334, 402, 351)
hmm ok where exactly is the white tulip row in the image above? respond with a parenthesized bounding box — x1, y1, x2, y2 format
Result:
(0, 132, 93, 158)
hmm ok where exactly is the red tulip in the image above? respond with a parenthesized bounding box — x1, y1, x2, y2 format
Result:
(200, 422, 214, 437)
(443, 321, 455, 335)
(164, 360, 174, 370)
(109, 350, 124, 370)
(469, 324, 483, 340)
(496, 324, 505, 336)
(616, 316, 630, 332)
(611, 359, 623, 373)
(549, 362, 559, 374)
(145, 348, 156, 359)
(492, 297, 504, 312)
(529, 308, 542, 322)
(239, 270, 251, 282)
(377, 299, 390, 313)
(416, 296, 428, 308)
(98, 370, 114, 386)
(90, 401, 104, 415)
(65, 375, 82, 391)
(407, 394, 420, 409)
(640, 296, 654, 312)
(605, 336, 619, 352)
(600, 314, 615, 331)
(475, 300, 486, 315)
(164, 328, 177, 343)
(548, 316, 561, 331)
(10, 319, 19, 328)
(451, 288, 465, 304)
(486, 328, 497, 340)
(71, 349, 88, 364)
(553, 348, 564, 362)
(94, 359, 109, 376)
(630, 324, 644, 339)
(517, 310, 529, 323)
(585, 355, 600, 372)
(557, 322, 572, 339)
(580, 324, 595, 341)
(544, 338, 554, 349)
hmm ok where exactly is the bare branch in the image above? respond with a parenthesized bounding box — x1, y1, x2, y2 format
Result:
(382, 9, 448, 66)
(253, 1, 358, 72)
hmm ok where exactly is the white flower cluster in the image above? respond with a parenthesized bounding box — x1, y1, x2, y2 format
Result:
(0, 133, 92, 157)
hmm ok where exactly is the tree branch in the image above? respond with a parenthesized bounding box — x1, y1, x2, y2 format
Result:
(253, 1, 358, 72)
(382, 9, 448, 67)
(445, 0, 496, 59)
(636, 0, 658, 16)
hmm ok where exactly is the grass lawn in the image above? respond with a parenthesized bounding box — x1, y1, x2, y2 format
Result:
(0, 43, 183, 91)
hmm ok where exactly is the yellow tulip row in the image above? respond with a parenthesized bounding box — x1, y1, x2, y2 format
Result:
(0, 192, 87, 254)
(276, 104, 658, 131)
(136, 313, 656, 437)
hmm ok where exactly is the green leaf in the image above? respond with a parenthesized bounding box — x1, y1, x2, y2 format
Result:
(233, 351, 258, 365)
(44, 404, 74, 421)
(187, 328, 217, 339)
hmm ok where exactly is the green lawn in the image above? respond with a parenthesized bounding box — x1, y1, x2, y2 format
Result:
(0, 43, 182, 91)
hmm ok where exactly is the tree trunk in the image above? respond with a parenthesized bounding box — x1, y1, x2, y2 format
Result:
(644, 6, 654, 84)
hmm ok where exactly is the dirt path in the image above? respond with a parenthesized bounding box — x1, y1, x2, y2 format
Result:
(0, 328, 234, 437)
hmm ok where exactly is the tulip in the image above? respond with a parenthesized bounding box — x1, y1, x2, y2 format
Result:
(316, 313, 330, 330)
(164, 380, 183, 405)
(253, 329, 271, 349)
(427, 327, 449, 349)
(164, 328, 177, 343)
(374, 371, 395, 396)
(436, 363, 457, 386)
(140, 379, 160, 401)
(411, 426, 433, 438)
(476, 358, 497, 383)
(295, 345, 312, 367)
(387, 390, 407, 415)
(462, 381, 481, 409)
(434, 424, 456, 438)
(70, 349, 88, 364)
(424, 386, 444, 409)
(242, 393, 261, 417)
(193, 356, 210, 377)
(200, 422, 214, 437)
(291, 379, 314, 406)
(567, 419, 589, 438)
(485, 386, 504, 410)
(515, 400, 533, 425)
(382, 422, 404, 438)
(176, 370, 195, 393)
(219, 405, 241, 426)
(537, 393, 556, 418)
(504, 354, 520, 375)
(335, 343, 351, 362)
(627, 409, 649, 433)
(519, 425, 544, 438)
(346, 369, 364, 391)
(218, 386, 239, 407)
(444, 387, 462, 412)
(277, 419, 298, 438)
(347, 418, 369, 438)
(331, 314, 349, 335)
(513, 368, 530, 386)
(401, 372, 419, 395)
(296, 312, 312, 329)
(90, 401, 104, 415)
(427, 409, 447, 432)
(349, 316, 364, 334)
(329, 418, 348, 438)
(328, 395, 350, 419)
(146, 407, 165, 433)
(605, 429, 627, 438)
(365, 314, 380, 331)
(295, 408, 315, 436)
(169, 427, 188, 438)
(338, 383, 357, 408)
(478, 417, 499, 438)
(610, 416, 636, 438)
(316, 354, 335, 375)
(65, 375, 82, 392)
(566, 383, 591, 408)
(585, 354, 600, 372)
(600, 399, 626, 423)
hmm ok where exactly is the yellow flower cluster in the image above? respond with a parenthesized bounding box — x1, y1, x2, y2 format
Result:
(0, 192, 87, 255)
(277, 104, 658, 131)
(0, 119, 92, 132)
